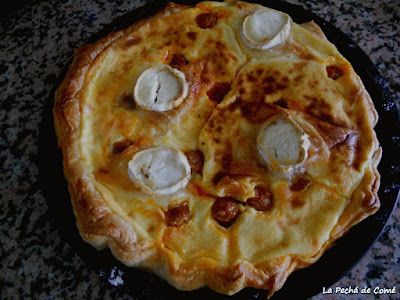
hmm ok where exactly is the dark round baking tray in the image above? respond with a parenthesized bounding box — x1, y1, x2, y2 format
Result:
(39, 0, 400, 299)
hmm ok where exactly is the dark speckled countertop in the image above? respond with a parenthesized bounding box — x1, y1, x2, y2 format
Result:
(1, 0, 399, 299)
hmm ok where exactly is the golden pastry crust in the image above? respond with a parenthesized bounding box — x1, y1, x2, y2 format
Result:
(54, 1, 381, 297)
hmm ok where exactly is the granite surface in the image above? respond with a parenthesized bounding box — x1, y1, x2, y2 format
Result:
(0, 0, 399, 299)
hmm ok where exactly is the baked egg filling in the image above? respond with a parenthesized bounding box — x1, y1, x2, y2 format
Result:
(242, 9, 291, 50)
(133, 64, 188, 112)
(128, 146, 191, 195)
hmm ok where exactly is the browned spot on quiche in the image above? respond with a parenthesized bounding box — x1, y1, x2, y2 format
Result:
(263, 76, 275, 84)
(186, 31, 198, 41)
(196, 13, 217, 29)
(290, 177, 311, 192)
(170, 53, 189, 68)
(246, 73, 256, 82)
(294, 74, 303, 83)
(112, 139, 134, 154)
(229, 67, 290, 123)
(233, 99, 277, 124)
(326, 65, 344, 80)
(118, 94, 136, 110)
(207, 82, 231, 103)
(305, 96, 339, 125)
(274, 98, 288, 108)
(165, 202, 192, 227)
(291, 197, 305, 208)
(212, 172, 226, 185)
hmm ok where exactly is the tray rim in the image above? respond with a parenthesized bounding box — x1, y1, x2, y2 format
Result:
(39, 0, 400, 299)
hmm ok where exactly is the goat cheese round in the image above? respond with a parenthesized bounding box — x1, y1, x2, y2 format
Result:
(242, 9, 291, 50)
(133, 64, 188, 112)
(128, 146, 191, 195)
(257, 114, 310, 172)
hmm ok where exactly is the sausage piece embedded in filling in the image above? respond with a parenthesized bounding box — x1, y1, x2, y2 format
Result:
(212, 197, 239, 227)
(165, 202, 192, 227)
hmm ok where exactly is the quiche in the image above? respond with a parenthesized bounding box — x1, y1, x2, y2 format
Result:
(53, 0, 381, 297)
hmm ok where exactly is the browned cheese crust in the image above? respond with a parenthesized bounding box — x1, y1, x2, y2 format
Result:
(54, 1, 381, 297)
